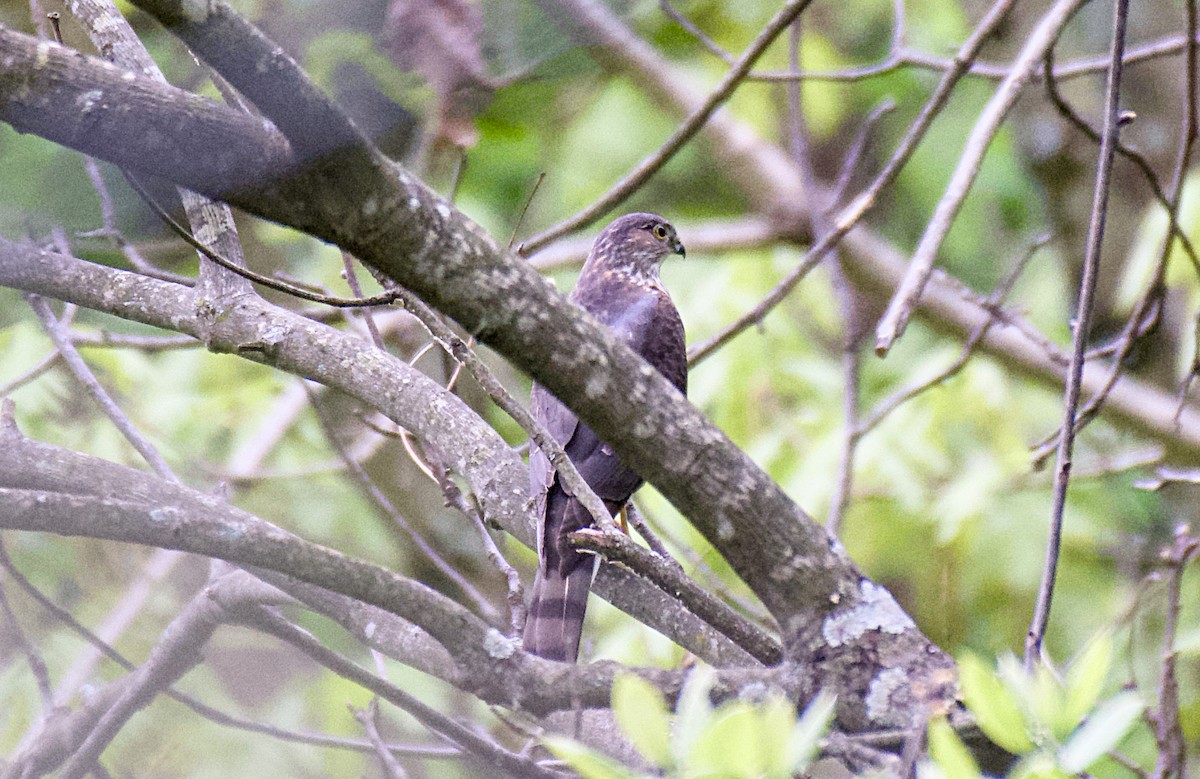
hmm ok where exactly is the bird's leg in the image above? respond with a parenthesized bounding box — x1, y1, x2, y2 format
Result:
(618, 505, 629, 535)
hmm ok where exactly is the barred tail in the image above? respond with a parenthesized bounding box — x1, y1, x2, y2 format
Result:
(523, 562, 596, 662)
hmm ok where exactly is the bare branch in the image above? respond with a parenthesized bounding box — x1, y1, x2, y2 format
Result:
(26, 293, 179, 481)
(351, 700, 411, 779)
(52, 572, 285, 779)
(875, 0, 1087, 355)
(570, 528, 782, 665)
(304, 382, 501, 623)
(1026, 0, 1131, 670)
(0, 570, 54, 708)
(519, 0, 817, 254)
(240, 606, 560, 779)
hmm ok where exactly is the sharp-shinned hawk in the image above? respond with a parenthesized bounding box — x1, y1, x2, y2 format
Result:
(523, 213, 687, 662)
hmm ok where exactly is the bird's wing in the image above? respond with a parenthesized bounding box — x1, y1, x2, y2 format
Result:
(525, 284, 685, 661)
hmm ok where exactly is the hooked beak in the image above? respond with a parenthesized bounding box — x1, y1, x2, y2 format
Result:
(671, 236, 686, 258)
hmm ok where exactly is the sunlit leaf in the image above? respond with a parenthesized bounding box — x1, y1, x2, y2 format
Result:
(673, 666, 716, 765)
(611, 673, 672, 767)
(758, 696, 797, 776)
(1064, 632, 1113, 728)
(958, 653, 1034, 754)
(542, 735, 639, 779)
(1031, 661, 1069, 741)
(927, 717, 982, 779)
(686, 701, 763, 779)
(1058, 692, 1144, 773)
(1011, 751, 1072, 779)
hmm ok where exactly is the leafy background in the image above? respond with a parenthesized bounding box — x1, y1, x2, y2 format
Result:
(1, 0, 1199, 775)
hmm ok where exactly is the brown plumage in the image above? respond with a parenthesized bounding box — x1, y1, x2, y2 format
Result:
(523, 213, 687, 662)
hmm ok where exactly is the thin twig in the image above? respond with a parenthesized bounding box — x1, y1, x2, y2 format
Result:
(126, 173, 405, 309)
(71, 331, 199, 351)
(658, 0, 729, 61)
(0, 573, 55, 707)
(688, 0, 1022, 365)
(424, 450, 527, 637)
(25, 294, 180, 482)
(303, 383, 500, 622)
(508, 172, 546, 249)
(570, 528, 782, 665)
(448, 148, 469, 204)
(890, 0, 906, 51)
(875, 0, 1087, 355)
(341, 251, 385, 348)
(828, 98, 897, 208)
(519, 0, 816, 254)
(352, 700, 409, 779)
(0, 350, 61, 396)
(1026, 0, 1131, 671)
(1150, 525, 1197, 779)
(624, 501, 678, 566)
(79, 159, 193, 285)
(686, 243, 825, 365)
(897, 715, 929, 779)
(240, 606, 560, 779)
(1110, 749, 1152, 779)
(393, 287, 617, 534)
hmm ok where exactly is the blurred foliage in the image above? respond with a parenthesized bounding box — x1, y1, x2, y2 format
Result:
(1, 0, 1200, 775)
(936, 636, 1145, 779)
(544, 671, 835, 778)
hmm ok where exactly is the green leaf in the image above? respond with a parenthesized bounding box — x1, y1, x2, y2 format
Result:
(758, 696, 797, 776)
(673, 666, 715, 765)
(1058, 691, 1144, 773)
(958, 653, 1034, 754)
(1173, 625, 1200, 655)
(1064, 632, 1113, 728)
(541, 735, 638, 779)
(1031, 661, 1069, 741)
(686, 701, 763, 779)
(612, 673, 673, 767)
(1011, 751, 1072, 779)
(787, 691, 836, 772)
(927, 717, 982, 779)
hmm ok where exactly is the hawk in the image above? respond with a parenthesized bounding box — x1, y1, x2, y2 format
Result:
(523, 213, 687, 662)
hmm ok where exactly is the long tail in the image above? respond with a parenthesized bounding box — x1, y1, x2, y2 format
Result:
(523, 562, 596, 662)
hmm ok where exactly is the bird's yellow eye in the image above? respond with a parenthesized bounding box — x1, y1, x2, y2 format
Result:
(652, 224, 669, 240)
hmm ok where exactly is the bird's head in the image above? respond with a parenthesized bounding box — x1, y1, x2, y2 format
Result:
(586, 213, 685, 286)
